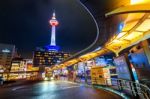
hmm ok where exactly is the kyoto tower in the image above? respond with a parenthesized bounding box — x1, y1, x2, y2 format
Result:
(46, 12, 60, 51)
(49, 12, 59, 46)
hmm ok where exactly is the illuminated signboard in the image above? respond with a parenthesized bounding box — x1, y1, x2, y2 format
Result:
(114, 56, 131, 80)
(2, 49, 10, 53)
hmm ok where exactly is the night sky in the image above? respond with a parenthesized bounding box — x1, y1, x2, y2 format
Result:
(0, 0, 97, 58)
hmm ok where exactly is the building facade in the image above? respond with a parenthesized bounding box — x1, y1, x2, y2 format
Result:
(9, 58, 25, 80)
(8, 58, 39, 80)
(33, 50, 70, 67)
(11, 58, 25, 72)
(0, 43, 15, 72)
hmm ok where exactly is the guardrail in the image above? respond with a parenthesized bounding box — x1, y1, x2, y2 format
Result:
(91, 78, 150, 99)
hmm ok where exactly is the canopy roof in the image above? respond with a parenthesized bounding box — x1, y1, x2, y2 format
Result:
(50, 0, 150, 70)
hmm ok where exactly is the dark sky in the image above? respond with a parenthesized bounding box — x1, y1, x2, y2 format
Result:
(0, 0, 97, 58)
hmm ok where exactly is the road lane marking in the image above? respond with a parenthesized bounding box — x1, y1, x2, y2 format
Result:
(61, 86, 80, 90)
(12, 86, 26, 91)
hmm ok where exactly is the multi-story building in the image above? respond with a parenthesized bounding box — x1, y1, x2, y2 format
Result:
(10, 58, 25, 72)
(9, 58, 25, 80)
(9, 58, 39, 80)
(0, 43, 15, 72)
(33, 50, 70, 67)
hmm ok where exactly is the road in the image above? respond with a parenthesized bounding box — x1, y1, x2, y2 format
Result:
(0, 81, 122, 99)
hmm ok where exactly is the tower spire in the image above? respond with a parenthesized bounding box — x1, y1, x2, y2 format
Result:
(52, 10, 56, 19)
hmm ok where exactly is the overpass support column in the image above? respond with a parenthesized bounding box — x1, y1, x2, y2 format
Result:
(83, 61, 88, 84)
(115, 52, 119, 57)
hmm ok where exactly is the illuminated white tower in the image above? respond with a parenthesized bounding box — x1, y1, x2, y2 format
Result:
(49, 12, 59, 46)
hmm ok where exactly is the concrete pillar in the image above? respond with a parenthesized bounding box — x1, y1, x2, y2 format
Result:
(83, 61, 88, 84)
(141, 40, 150, 65)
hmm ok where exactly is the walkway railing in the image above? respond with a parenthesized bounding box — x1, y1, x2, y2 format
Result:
(91, 78, 150, 99)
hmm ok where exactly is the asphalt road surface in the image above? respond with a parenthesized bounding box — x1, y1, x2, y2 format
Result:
(0, 81, 122, 99)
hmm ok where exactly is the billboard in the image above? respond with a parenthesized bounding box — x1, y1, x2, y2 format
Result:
(114, 55, 131, 80)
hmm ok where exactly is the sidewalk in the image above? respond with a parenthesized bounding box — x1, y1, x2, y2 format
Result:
(59, 79, 129, 99)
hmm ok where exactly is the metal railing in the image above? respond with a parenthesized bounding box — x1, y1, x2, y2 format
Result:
(92, 78, 150, 99)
